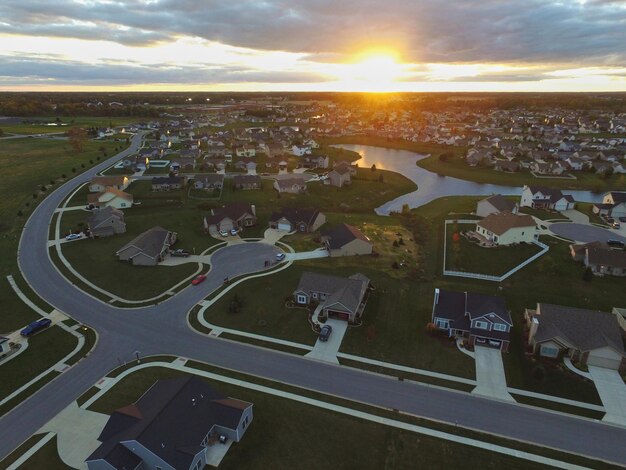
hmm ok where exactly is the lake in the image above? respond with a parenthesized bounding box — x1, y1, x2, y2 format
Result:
(333, 144, 605, 215)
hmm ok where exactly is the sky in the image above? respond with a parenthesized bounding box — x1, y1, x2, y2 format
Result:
(1, 0, 626, 92)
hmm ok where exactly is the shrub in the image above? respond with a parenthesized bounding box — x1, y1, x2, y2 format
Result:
(17, 210, 23, 217)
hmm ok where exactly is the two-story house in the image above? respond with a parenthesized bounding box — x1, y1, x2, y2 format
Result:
(431, 288, 512, 351)
(520, 185, 575, 211)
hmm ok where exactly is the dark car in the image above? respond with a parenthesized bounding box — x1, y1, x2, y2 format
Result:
(319, 324, 332, 342)
(607, 239, 625, 249)
(20, 318, 52, 337)
(171, 249, 190, 258)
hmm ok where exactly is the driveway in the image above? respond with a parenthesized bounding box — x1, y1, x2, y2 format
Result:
(588, 366, 626, 426)
(472, 346, 515, 402)
(262, 228, 289, 245)
(286, 248, 329, 261)
(38, 401, 109, 469)
(549, 222, 626, 243)
(561, 209, 589, 224)
(305, 319, 348, 364)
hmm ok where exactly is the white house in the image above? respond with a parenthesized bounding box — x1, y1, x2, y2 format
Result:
(87, 187, 134, 209)
(520, 185, 575, 211)
(291, 145, 312, 157)
(475, 212, 537, 245)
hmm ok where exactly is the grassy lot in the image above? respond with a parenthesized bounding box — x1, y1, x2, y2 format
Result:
(0, 116, 144, 135)
(444, 222, 543, 275)
(518, 206, 569, 221)
(85, 367, 552, 470)
(0, 281, 39, 334)
(0, 326, 77, 401)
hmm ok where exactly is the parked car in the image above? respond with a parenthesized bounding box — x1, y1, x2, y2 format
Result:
(319, 324, 332, 342)
(171, 249, 190, 258)
(607, 217, 615, 224)
(65, 233, 81, 241)
(20, 318, 52, 337)
(230, 228, 238, 236)
(191, 274, 207, 285)
(219, 230, 229, 237)
(276, 252, 286, 261)
(612, 221, 621, 229)
(607, 239, 625, 249)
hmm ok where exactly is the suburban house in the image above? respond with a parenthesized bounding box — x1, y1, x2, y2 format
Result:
(476, 195, 519, 218)
(301, 155, 329, 169)
(0, 336, 11, 358)
(475, 212, 537, 245)
(268, 208, 326, 233)
(494, 160, 520, 173)
(89, 176, 130, 193)
(291, 144, 311, 156)
(592, 191, 626, 218)
(520, 185, 575, 211)
(87, 187, 134, 210)
(321, 223, 373, 257)
(525, 303, 626, 370)
(193, 174, 224, 191)
(613, 307, 626, 333)
(235, 145, 256, 158)
(151, 175, 185, 191)
(293, 272, 371, 322)
(86, 376, 253, 470)
(233, 175, 262, 190)
(116, 226, 177, 266)
(203, 203, 257, 234)
(273, 177, 307, 194)
(86, 206, 126, 238)
(327, 165, 352, 188)
(570, 242, 626, 277)
(431, 289, 512, 351)
(170, 157, 196, 172)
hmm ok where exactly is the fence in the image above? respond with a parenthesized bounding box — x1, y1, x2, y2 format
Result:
(442, 219, 549, 282)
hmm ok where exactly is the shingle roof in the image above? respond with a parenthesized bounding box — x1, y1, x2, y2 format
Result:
(269, 208, 320, 226)
(526, 185, 573, 203)
(534, 303, 626, 354)
(90, 176, 126, 187)
(295, 272, 370, 314)
(321, 224, 371, 250)
(477, 211, 536, 236)
(87, 206, 124, 229)
(586, 245, 626, 269)
(433, 289, 511, 330)
(116, 226, 172, 258)
(481, 195, 517, 213)
(88, 376, 252, 470)
(608, 191, 626, 204)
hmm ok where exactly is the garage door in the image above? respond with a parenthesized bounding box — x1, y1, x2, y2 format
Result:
(587, 355, 621, 369)
(328, 311, 349, 321)
(278, 222, 291, 232)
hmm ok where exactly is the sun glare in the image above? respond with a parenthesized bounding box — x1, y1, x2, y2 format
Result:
(332, 52, 407, 92)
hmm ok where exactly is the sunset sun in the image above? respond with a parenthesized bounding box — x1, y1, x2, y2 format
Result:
(332, 52, 407, 91)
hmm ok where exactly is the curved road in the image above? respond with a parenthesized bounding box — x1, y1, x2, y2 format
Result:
(2, 133, 626, 466)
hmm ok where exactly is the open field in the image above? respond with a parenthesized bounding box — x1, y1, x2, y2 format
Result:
(0, 116, 145, 136)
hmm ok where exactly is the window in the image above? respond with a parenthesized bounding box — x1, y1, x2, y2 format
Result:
(435, 319, 449, 329)
(312, 292, 318, 299)
(493, 323, 507, 332)
(474, 321, 488, 330)
(540, 345, 559, 358)
(296, 294, 307, 304)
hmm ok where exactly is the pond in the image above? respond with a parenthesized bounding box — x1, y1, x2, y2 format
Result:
(333, 144, 605, 214)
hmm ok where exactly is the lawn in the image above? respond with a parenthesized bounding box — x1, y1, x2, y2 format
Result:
(0, 281, 40, 334)
(444, 222, 544, 275)
(576, 202, 610, 226)
(518, 206, 569, 221)
(0, 116, 145, 136)
(85, 367, 552, 470)
(0, 326, 77, 402)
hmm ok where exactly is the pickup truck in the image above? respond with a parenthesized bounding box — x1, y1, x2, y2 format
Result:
(21, 318, 52, 337)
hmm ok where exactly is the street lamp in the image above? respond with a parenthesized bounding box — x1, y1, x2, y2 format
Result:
(135, 350, 141, 363)
(82, 326, 90, 351)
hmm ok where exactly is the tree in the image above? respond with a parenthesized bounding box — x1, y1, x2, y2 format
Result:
(582, 267, 593, 282)
(17, 210, 23, 217)
(371, 164, 377, 172)
(67, 127, 87, 153)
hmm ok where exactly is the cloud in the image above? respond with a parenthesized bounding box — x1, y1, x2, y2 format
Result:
(1, 0, 625, 66)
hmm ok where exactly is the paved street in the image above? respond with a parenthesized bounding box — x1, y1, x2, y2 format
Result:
(549, 222, 626, 243)
(2, 132, 626, 467)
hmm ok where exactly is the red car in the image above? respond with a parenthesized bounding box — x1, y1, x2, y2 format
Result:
(191, 274, 207, 285)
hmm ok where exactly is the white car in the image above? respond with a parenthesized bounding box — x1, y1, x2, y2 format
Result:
(219, 230, 229, 237)
(276, 252, 286, 261)
(230, 228, 238, 236)
(65, 233, 81, 241)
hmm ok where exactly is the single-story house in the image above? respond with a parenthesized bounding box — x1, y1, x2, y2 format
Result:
(476, 195, 519, 218)
(321, 223, 373, 257)
(327, 166, 351, 188)
(116, 226, 177, 266)
(268, 208, 326, 233)
(520, 185, 575, 211)
(431, 288, 512, 351)
(293, 272, 371, 322)
(475, 211, 536, 245)
(273, 177, 307, 194)
(494, 160, 520, 173)
(203, 203, 257, 234)
(570, 241, 626, 277)
(592, 191, 626, 218)
(86, 376, 253, 470)
(87, 206, 126, 238)
(151, 175, 185, 191)
(525, 303, 626, 370)
(170, 157, 196, 172)
(89, 176, 130, 193)
(87, 187, 134, 210)
(233, 175, 262, 190)
(194, 174, 224, 191)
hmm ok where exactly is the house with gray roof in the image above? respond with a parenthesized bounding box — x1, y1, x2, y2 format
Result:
(193, 173, 224, 191)
(526, 303, 626, 370)
(116, 226, 177, 266)
(570, 241, 626, 277)
(268, 208, 325, 233)
(86, 376, 253, 470)
(233, 174, 262, 190)
(294, 272, 371, 322)
(87, 206, 126, 238)
(321, 223, 373, 257)
(476, 195, 519, 218)
(432, 288, 512, 351)
(520, 185, 575, 211)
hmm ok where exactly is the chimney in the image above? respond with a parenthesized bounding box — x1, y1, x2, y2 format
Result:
(529, 317, 539, 342)
(251, 204, 256, 216)
(434, 288, 440, 305)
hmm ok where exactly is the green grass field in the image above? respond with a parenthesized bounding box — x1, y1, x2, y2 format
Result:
(0, 116, 144, 136)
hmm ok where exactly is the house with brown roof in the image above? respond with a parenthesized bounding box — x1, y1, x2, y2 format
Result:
(87, 187, 134, 210)
(432, 288, 512, 351)
(193, 173, 224, 191)
(86, 376, 253, 470)
(116, 226, 177, 266)
(293, 272, 371, 322)
(203, 203, 257, 234)
(476, 195, 519, 218)
(87, 206, 126, 238)
(233, 175, 262, 190)
(475, 212, 536, 245)
(525, 303, 626, 370)
(570, 242, 626, 277)
(268, 208, 326, 233)
(273, 177, 307, 194)
(89, 176, 130, 193)
(321, 223, 373, 257)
